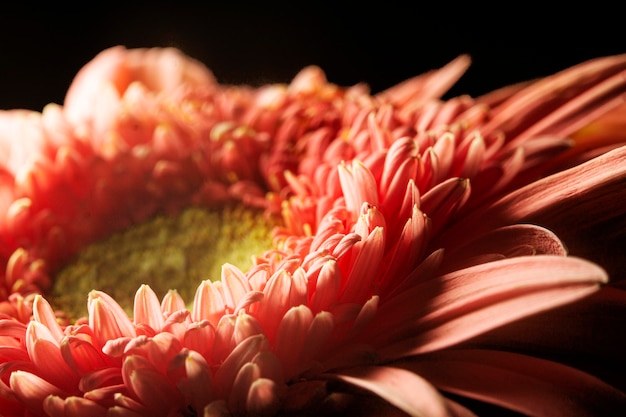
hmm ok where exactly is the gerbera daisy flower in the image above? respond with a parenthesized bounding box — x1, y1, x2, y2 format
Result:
(0, 46, 625, 416)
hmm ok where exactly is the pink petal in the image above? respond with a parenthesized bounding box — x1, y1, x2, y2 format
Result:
(26, 322, 79, 392)
(338, 160, 379, 217)
(160, 289, 186, 316)
(441, 224, 567, 273)
(441, 145, 626, 282)
(192, 280, 227, 326)
(375, 255, 606, 357)
(255, 270, 306, 342)
(0, 319, 27, 339)
(183, 320, 215, 358)
(274, 305, 314, 379)
(379, 205, 429, 285)
(44, 395, 108, 417)
(64, 46, 216, 128)
(221, 263, 252, 312)
(133, 284, 164, 331)
(232, 311, 265, 346)
(32, 295, 64, 342)
(465, 286, 626, 392)
(420, 177, 470, 234)
(398, 349, 626, 417)
(61, 336, 110, 376)
(246, 378, 282, 417)
(299, 311, 335, 364)
(213, 334, 269, 399)
(88, 290, 136, 342)
(309, 259, 341, 313)
(380, 138, 418, 197)
(338, 226, 384, 304)
(480, 53, 626, 142)
(10, 370, 65, 415)
(168, 349, 214, 413)
(377, 54, 471, 109)
(79, 368, 123, 393)
(122, 354, 184, 414)
(330, 365, 461, 417)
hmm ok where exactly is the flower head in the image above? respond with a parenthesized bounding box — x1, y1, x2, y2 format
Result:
(0, 46, 625, 416)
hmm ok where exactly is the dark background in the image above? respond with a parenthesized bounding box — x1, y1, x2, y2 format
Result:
(1, 4, 623, 111)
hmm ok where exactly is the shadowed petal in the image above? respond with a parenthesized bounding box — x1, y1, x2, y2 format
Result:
(377, 55, 471, 110)
(480, 53, 626, 142)
(122, 354, 184, 414)
(168, 349, 214, 413)
(440, 145, 626, 282)
(441, 224, 567, 273)
(398, 349, 626, 417)
(376, 255, 606, 357)
(462, 286, 626, 392)
(246, 378, 282, 417)
(44, 395, 108, 417)
(330, 365, 462, 417)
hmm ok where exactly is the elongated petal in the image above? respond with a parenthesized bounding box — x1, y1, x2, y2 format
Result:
(441, 145, 626, 281)
(44, 395, 108, 417)
(10, 371, 64, 416)
(193, 280, 226, 326)
(244, 377, 281, 416)
(464, 286, 626, 392)
(122, 355, 183, 414)
(420, 177, 470, 234)
(168, 349, 214, 413)
(441, 224, 567, 273)
(274, 305, 313, 379)
(377, 54, 471, 109)
(398, 349, 626, 417)
(88, 290, 136, 342)
(338, 160, 379, 217)
(133, 284, 164, 331)
(213, 334, 269, 399)
(26, 322, 79, 392)
(32, 295, 64, 342)
(339, 226, 384, 304)
(377, 255, 606, 357)
(331, 365, 460, 417)
(480, 53, 626, 141)
(61, 336, 109, 376)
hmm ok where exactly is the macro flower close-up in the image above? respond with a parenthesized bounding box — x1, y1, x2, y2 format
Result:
(0, 39, 625, 417)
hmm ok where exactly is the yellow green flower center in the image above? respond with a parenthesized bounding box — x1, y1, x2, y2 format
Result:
(50, 205, 277, 320)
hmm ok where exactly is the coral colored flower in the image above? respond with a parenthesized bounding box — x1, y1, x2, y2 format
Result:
(0, 46, 625, 417)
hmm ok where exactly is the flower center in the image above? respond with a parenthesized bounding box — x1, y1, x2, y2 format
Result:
(50, 205, 277, 320)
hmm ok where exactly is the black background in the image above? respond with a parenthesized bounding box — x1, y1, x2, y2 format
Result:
(1, 4, 623, 111)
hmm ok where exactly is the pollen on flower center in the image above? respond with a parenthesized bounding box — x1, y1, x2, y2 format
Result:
(50, 205, 277, 320)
